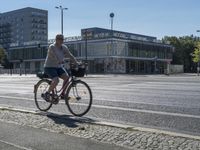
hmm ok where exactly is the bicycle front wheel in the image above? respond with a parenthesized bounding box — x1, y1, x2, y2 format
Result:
(34, 79, 53, 111)
(65, 80, 92, 117)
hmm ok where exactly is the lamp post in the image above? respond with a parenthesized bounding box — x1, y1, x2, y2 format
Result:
(110, 13, 114, 31)
(196, 30, 200, 76)
(85, 29, 88, 75)
(110, 13, 114, 72)
(154, 56, 158, 74)
(84, 30, 88, 63)
(55, 6, 68, 35)
(110, 13, 114, 49)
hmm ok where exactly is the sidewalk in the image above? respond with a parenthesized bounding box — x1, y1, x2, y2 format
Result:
(0, 121, 127, 150)
(0, 108, 200, 150)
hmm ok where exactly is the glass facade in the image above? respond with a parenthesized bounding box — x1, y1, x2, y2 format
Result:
(31, 11, 48, 41)
(9, 46, 47, 60)
(0, 7, 48, 50)
(0, 23, 11, 49)
(128, 42, 172, 59)
(8, 28, 173, 74)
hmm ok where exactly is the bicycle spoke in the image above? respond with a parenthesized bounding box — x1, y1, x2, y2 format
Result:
(35, 80, 52, 111)
(66, 80, 92, 116)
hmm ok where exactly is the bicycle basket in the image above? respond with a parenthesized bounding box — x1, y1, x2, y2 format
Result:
(71, 67, 85, 77)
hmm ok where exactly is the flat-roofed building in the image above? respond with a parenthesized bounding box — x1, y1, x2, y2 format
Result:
(8, 27, 173, 74)
(0, 7, 48, 50)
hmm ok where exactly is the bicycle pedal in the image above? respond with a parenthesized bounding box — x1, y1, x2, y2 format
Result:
(51, 99, 59, 105)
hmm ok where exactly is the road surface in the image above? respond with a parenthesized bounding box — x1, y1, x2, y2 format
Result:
(0, 74, 200, 136)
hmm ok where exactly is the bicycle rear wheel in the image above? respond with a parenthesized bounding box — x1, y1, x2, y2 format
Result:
(34, 79, 53, 111)
(65, 80, 92, 117)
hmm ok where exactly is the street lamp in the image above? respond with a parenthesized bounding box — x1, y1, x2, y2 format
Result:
(84, 29, 88, 76)
(110, 13, 115, 72)
(110, 13, 114, 31)
(196, 30, 200, 76)
(154, 56, 158, 74)
(55, 6, 68, 35)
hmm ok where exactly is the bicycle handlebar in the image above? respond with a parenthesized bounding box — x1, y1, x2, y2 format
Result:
(60, 61, 86, 70)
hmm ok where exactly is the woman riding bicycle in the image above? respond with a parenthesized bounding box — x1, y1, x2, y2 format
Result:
(43, 34, 79, 101)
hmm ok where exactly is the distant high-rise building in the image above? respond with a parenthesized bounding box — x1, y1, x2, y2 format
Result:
(0, 7, 48, 49)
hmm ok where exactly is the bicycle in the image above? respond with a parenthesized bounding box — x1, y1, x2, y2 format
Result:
(34, 62, 93, 117)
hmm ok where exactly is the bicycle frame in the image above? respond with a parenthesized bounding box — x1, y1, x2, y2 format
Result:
(34, 62, 92, 116)
(53, 64, 75, 98)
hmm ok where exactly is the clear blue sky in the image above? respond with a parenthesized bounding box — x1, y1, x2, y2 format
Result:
(1, 0, 200, 39)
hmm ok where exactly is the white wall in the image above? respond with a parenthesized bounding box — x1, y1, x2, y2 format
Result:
(170, 65, 184, 74)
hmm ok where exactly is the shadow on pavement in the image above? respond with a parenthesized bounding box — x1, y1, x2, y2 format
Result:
(45, 112, 95, 128)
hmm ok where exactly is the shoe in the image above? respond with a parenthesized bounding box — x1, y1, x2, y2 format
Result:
(41, 92, 51, 102)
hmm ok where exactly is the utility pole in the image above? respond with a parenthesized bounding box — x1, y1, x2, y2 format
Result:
(196, 30, 200, 76)
(110, 13, 115, 72)
(154, 56, 158, 74)
(85, 29, 88, 76)
(110, 12, 114, 55)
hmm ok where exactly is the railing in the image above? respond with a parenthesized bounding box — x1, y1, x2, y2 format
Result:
(0, 69, 38, 75)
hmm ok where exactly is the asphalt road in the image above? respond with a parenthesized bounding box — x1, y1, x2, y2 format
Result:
(0, 74, 200, 136)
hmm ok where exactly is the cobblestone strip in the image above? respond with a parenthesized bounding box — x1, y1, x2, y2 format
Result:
(0, 109, 200, 150)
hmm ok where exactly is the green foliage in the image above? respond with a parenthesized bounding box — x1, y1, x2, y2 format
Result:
(162, 35, 199, 72)
(0, 46, 11, 69)
(192, 42, 200, 63)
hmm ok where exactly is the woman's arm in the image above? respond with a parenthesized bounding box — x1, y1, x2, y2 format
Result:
(62, 45, 78, 65)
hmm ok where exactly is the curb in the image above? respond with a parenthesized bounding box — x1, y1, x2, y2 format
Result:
(0, 106, 200, 141)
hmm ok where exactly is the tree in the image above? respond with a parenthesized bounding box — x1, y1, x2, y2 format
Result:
(0, 46, 11, 69)
(192, 42, 200, 63)
(162, 35, 199, 73)
(192, 42, 200, 75)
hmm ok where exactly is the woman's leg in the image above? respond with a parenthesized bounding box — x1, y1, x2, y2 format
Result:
(48, 77, 59, 93)
(60, 73, 69, 93)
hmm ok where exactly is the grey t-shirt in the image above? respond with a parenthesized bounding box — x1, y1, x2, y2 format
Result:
(44, 43, 77, 68)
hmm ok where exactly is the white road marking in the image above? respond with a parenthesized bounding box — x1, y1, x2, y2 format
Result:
(0, 95, 189, 107)
(0, 95, 200, 119)
(0, 139, 32, 150)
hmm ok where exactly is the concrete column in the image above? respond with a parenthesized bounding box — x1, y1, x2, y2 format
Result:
(166, 61, 171, 75)
(30, 61, 35, 74)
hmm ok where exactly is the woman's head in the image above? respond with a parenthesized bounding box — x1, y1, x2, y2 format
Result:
(55, 34, 64, 46)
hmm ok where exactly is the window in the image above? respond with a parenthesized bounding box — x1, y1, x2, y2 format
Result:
(25, 62, 30, 69)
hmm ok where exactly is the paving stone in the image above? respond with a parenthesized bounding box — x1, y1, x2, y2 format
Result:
(0, 109, 200, 150)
